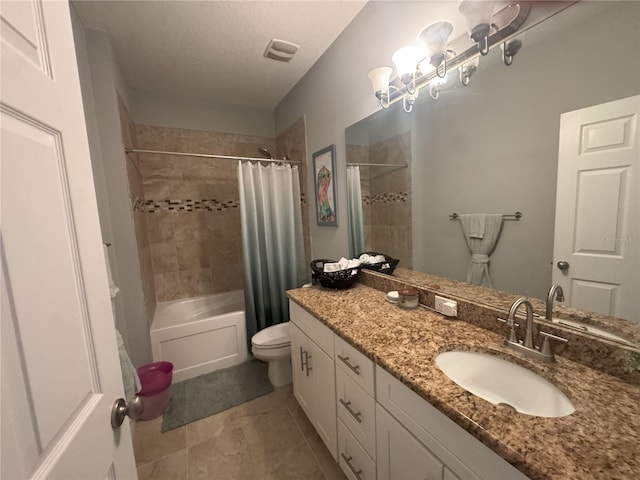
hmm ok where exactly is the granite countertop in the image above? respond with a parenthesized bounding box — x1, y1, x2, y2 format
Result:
(287, 283, 640, 480)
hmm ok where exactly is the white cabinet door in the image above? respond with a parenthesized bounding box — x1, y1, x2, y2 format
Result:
(290, 323, 313, 418)
(1, 1, 136, 478)
(376, 405, 444, 480)
(290, 321, 337, 459)
(312, 341, 338, 460)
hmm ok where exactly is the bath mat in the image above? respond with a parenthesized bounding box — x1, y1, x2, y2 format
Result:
(160, 360, 273, 432)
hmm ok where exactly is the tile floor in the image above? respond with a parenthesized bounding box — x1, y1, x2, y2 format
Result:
(133, 384, 347, 480)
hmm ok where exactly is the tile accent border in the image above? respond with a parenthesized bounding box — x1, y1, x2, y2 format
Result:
(363, 192, 408, 205)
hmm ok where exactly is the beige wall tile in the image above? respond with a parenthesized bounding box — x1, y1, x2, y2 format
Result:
(150, 242, 178, 274)
(155, 272, 181, 301)
(177, 241, 210, 270)
(211, 262, 244, 292)
(179, 268, 213, 297)
(146, 212, 175, 244)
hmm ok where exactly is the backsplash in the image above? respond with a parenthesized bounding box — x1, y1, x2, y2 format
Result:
(359, 269, 640, 385)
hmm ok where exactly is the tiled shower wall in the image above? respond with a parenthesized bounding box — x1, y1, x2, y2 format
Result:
(118, 99, 157, 325)
(347, 132, 412, 268)
(130, 119, 309, 303)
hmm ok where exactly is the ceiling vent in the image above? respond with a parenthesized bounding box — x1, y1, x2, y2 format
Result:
(264, 38, 299, 62)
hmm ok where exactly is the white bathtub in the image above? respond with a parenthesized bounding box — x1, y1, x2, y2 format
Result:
(150, 290, 248, 382)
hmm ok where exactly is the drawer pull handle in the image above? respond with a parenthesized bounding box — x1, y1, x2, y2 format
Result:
(341, 453, 363, 480)
(303, 350, 312, 376)
(299, 347, 305, 372)
(339, 398, 362, 423)
(337, 354, 361, 375)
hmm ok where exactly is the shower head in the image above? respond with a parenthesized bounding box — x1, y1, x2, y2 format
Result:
(258, 147, 273, 159)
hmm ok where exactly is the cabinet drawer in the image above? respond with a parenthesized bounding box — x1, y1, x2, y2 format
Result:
(289, 300, 334, 357)
(334, 335, 375, 396)
(336, 367, 376, 459)
(376, 368, 528, 480)
(338, 419, 376, 480)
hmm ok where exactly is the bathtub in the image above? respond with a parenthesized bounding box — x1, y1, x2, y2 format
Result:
(150, 290, 248, 382)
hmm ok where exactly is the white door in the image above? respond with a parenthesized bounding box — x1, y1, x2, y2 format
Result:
(1, 1, 137, 478)
(553, 95, 640, 321)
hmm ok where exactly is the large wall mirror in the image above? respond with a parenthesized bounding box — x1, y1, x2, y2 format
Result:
(346, 1, 639, 346)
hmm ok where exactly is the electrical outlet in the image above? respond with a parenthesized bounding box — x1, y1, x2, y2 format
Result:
(435, 295, 458, 317)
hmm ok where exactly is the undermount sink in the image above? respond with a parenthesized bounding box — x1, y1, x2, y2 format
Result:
(436, 351, 575, 418)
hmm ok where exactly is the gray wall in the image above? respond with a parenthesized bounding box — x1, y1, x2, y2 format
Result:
(129, 90, 276, 138)
(71, 8, 152, 367)
(276, 1, 640, 296)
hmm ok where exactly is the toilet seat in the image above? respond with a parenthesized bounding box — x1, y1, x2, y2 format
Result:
(252, 322, 290, 349)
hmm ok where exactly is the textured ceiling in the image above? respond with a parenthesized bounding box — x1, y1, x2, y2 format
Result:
(73, 1, 367, 109)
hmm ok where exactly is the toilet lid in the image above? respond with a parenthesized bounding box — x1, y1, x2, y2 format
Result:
(252, 322, 290, 348)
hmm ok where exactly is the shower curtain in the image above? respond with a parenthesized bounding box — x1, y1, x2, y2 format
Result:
(347, 166, 365, 258)
(238, 162, 306, 342)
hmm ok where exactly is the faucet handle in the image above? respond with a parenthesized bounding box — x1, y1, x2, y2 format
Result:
(497, 317, 520, 343)
(497, 317, 520, 327)
(539, 331, 568, 357)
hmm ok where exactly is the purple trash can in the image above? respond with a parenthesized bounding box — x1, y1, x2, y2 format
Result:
(137, 361, 173, 421)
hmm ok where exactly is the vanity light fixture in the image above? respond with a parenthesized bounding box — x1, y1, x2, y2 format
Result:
(459, 58, 478, 86)
(367, 67, 394, 108)
(367, 1, 530, 112)
(502, 38, 522, 66)
(420, 21, 454, 78)
(458, 0, 496, 56)
(429, 74, 448, 100)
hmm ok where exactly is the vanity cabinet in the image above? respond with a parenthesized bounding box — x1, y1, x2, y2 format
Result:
(289, 301, 337, 460)
(289, 299, 529, 480)
(376, 368, 528, 480)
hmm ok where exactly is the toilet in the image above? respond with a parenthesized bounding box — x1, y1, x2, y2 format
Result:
(251, 322, 292, 387)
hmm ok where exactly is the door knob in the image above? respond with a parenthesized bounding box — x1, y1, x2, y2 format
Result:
(556, 261, 570, 271)
(111, 396, 144, 428)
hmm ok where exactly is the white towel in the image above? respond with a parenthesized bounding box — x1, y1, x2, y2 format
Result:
(323, 257, 362, 272)
(459, 214, 486, 239)
(116, 329, 141, 400)
(103, 244, 120, 298)
(359, 253, 386, 264)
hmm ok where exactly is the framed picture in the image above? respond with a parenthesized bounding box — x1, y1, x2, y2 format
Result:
(313, 144, 338, 226)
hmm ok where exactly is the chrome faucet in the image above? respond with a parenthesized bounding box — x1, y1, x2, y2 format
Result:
(545, 284, 565, 320)
(498, 297, 568, 363)
(510, 298, 535, 348)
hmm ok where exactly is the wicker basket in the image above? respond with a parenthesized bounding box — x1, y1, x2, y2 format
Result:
(358, 252, 399, 275)
(311, 259, 361, 289)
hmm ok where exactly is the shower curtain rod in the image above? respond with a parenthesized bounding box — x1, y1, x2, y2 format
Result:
(346, 162, 408, 168)
(124, 148, 302, 164)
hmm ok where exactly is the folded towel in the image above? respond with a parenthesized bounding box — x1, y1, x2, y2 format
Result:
(359, 253, 386, 264)
(459, 214, 487, 239)
(323, 257, 362, 273)
(116, 329, 141, 401)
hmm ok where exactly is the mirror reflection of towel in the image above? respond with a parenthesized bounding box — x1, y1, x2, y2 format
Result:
(458, 214, 504, 288)
(460, 214, 486, 239)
